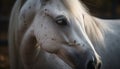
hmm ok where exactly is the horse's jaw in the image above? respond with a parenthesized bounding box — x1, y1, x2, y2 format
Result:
(52, 44, 101, 69)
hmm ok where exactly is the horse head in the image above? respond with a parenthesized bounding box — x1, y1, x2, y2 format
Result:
(18, 0, 103, 69)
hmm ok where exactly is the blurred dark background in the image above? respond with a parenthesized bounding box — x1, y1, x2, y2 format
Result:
(0, 0, 120, 69)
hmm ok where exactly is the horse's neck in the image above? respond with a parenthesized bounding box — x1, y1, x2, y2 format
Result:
(99, 19, 120, 49)
(93, 18, 120, 50)
(95, 19, 120, 69)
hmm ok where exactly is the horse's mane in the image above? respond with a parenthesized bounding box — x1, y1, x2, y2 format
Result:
(9, 0, 26, 68)
(62, 0, 109, 45)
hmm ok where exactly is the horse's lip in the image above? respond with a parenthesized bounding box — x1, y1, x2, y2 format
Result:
(54, 45, 101, 69)
(55, 46, 86, 69)
(55, 48, 75, 68)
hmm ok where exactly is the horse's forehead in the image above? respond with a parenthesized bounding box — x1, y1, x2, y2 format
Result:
(40, 0, 65, 7)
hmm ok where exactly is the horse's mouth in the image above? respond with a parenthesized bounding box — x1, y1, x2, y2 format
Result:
(54, 46, 102, 69)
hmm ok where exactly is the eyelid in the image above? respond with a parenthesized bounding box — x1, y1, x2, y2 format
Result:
(55, 15, 69, 26)
(43, 8, 69, 26)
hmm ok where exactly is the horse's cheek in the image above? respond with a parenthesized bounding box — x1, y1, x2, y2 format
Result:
(33, 26, 60, 52)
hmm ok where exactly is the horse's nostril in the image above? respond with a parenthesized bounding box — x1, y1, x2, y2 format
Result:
(87, 60, 95, 69)
(87, 59, 102, 69)
(97, 62, 102, 69)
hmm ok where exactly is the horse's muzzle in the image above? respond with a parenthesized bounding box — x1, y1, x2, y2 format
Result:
(56, 46, 102, 69)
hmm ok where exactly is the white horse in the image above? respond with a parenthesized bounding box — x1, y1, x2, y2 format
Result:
(8, 0, 120, 69)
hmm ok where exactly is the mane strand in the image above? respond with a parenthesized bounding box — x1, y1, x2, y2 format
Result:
(62, 0, 109, 46)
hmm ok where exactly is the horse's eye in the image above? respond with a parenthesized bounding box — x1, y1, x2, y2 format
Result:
(55, 15, 68, 26)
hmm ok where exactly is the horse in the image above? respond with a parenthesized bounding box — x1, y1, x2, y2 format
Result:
(8, 0, 120, 69)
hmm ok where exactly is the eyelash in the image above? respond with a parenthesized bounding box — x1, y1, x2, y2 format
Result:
(55, 15, 68, 26)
